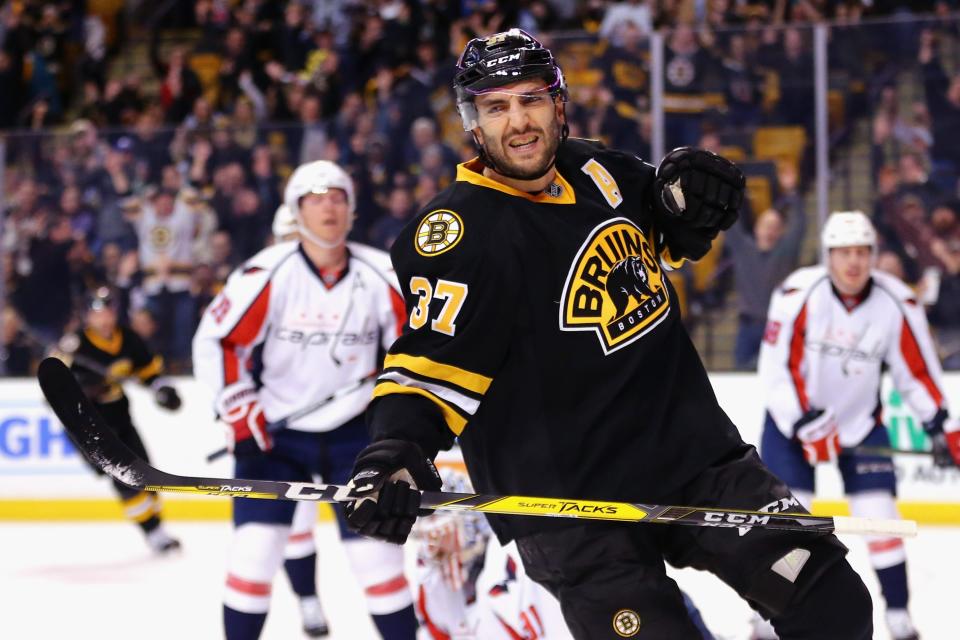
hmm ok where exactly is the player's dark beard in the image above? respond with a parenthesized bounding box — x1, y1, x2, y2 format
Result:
(482, 117, 561, 181)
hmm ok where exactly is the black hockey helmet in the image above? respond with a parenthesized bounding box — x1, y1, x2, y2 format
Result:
(86, 286, 116, 312)
(453, 28, 568, 131)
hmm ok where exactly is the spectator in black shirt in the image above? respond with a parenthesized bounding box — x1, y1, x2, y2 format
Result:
(919, 28, 960, 178)
(370, 186, 416, 251)
(13, 214, 77, 344)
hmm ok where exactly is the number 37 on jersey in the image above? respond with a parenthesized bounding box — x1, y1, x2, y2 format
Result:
(408, 277, 468, 336)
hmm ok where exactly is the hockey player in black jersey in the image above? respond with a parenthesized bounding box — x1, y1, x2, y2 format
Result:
(58, 287, 182, 554)
(344, 29, 873, 639)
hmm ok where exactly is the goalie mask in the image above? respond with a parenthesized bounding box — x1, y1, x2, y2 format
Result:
(283, 160, 356, 250)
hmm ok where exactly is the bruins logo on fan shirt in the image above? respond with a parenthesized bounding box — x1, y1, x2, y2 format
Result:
(560, 218, 669, 354)
(415, 209, 463, 257)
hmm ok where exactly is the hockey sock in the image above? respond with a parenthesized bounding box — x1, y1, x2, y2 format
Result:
(284, 553, 318, 597)
(371, 604, 418, 639)
(876, 562, 909, 609)
(137, 514, 161, 534)
(122, 491, 162, 532)
(223, 606, 267, 640)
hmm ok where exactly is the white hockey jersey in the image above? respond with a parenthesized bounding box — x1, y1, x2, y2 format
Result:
(758, 265, 947, 446)
(192, 241, 405, 432)
(414, 461, 570, 640)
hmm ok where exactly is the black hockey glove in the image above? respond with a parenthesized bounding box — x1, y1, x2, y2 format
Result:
(923, 408, 960, 468)
(152, 382, 182, 411)
(654, 147, 745, 261)
(344, 439, 442, 545)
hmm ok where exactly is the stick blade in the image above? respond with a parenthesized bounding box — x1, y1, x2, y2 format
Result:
(37, 357, 146, 488)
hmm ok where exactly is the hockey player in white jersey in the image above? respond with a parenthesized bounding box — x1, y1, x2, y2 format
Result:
(413, 459, 715, 640)
(412, 462, 572, 640)
(193, 160, 418, 640)
(757, 210, 960, 640)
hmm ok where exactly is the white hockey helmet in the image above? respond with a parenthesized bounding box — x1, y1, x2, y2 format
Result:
(283, 160, 356, 249)
(271, 204, 298, 240)
(821, 210, 877, 250)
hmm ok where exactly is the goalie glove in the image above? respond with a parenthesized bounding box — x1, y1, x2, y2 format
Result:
(793, 408, 840, 465)
(923, 409, 960, 468)
(654, 147, 745, 260)
(344, 439, 442, 545)
(216, 381, 271, 456)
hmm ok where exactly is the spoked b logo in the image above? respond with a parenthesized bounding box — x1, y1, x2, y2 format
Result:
(612, 609, 641, 637)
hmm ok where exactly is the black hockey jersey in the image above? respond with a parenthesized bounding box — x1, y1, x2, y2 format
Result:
(62, 327, 164, 404)
(368, 139, 743, 542)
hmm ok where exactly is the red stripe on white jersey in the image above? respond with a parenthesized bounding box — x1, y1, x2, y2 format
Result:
(494, 613, 526, 640)
(220, 282, 272, 385)
(416, 585, 451, 640)
(868, 538, 904, 554)
(389, 285, 406, 339)
(788, 303, 811, 412)
(899, 318, 944, 406)
(226, 574, 272, 596)
(365, 574, 409, 597)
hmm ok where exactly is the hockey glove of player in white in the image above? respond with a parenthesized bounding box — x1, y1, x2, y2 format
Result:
(344, 439, 442, 545)
(923, 408, 960, 468)
(654, 147, 745, 260)
(793, 408, 840, 465)
(151, 378, 181, 411)
(216, 381, 272, 456)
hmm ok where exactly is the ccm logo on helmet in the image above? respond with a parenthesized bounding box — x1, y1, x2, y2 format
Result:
(484, 52, 521, 68)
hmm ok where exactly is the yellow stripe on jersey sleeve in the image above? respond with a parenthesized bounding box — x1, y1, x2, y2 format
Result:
(136, 355, 164, 382)
(371, 381, 468, 435)
(383, 354, 493, 396)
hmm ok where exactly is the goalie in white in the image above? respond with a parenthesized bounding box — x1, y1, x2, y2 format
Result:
(413, 462, 715, 639)
(412, 463, 572, 640)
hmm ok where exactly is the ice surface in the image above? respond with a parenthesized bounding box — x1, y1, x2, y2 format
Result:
(1, 521, 956, 639)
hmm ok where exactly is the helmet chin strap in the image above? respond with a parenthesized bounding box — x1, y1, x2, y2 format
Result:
(296, 212, 353, 250)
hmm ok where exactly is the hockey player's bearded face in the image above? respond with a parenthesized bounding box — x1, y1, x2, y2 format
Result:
(828, 245, 872, 295)
(473, 79, 564, 181)
(299, 190, 351, 248)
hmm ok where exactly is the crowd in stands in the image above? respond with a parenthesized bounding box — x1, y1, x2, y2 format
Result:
(2, 0, 959, 374)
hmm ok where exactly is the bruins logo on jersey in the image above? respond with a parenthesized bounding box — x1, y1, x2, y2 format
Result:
(559, 218, 669, 354)
(150, 225, 172, 248)
(415, 209, 463, 257)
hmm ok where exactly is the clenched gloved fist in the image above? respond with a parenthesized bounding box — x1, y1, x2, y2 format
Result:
(344, 439, 442, 545)
(923, 409, 960, 468)
(655, 147, 745, 230)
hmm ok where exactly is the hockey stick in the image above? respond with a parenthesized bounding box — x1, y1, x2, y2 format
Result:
(847, 445, 932, 458)
(36, 358, 917, 538)
(205, 371, 379, 462)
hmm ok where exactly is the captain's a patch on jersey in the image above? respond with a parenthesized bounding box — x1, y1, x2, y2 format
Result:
(559, 218, 670, 354)
(415, 209, 463, 257)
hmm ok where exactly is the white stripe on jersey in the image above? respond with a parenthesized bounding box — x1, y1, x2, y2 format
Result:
(378, 370, 482, 416)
